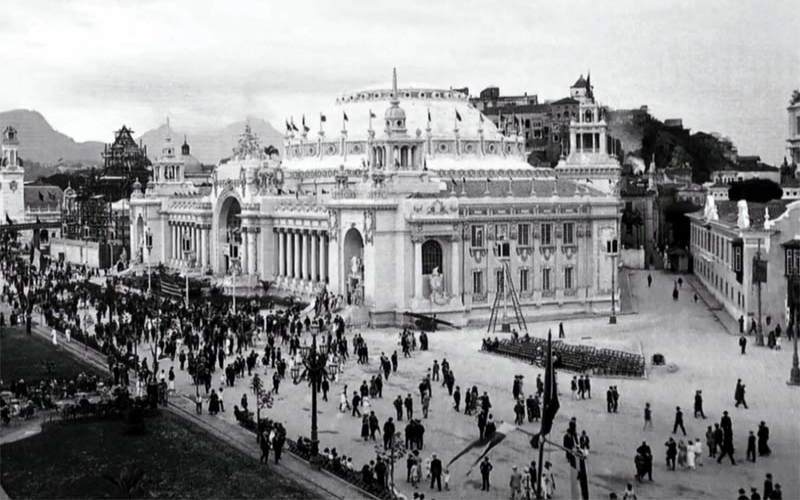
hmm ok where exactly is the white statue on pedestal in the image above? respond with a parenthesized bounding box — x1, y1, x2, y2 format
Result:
(429, 267, 450, 306)
(350, 255, 361, 277)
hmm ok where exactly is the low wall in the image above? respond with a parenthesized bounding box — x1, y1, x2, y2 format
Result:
(620, 248, 645, 269)
(51, 238, 101, 268)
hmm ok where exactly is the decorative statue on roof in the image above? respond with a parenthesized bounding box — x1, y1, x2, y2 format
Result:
(703, 195, 718, 222)
(232, 125, 264, 160)
(239, 165, 247, 195)
(736, 199, 750, 229)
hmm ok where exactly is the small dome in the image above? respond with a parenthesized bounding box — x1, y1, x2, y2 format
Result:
(385, 104, 406, 121)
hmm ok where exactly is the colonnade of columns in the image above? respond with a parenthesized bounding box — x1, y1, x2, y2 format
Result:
(275, 228, 328, 285)
(240, 226, 260, 276)
(168, 221, 211, 269)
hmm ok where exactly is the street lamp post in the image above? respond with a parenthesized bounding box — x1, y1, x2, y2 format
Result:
(608, 238, 619, 325)
(145, 227, 153, 296)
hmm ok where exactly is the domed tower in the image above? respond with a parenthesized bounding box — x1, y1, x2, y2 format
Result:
(385, 68, 408, 136)
(153, 128, 185, 184)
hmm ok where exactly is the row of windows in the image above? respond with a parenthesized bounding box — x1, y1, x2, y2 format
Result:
(786, 249, 800, 276)
(472, 267, 574, 295)
(691, 225, 742, 272)
(470, 222, 576, 248)
(696, 259, 744, 308)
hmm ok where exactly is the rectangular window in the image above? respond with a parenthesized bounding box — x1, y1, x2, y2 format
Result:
(471, 225, 484, 248)
(520, 269, 529, 292)
(518, 224, 530, 246)
(473, 271, 483, 295)
(563, 222, 575, 245)
(542, 268, 551, 291)
(541, 223, 553, 246)
(735, 246, 742, 272)
(794, 249, 800, 276)
(564, 267, 574, 289)
(496, 269, 505, 293)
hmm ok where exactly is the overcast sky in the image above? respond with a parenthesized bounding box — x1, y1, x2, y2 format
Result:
(2, 0, 797, 164)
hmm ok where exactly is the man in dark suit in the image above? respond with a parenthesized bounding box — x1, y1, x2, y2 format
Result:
(430, 453, 443, 491)
(480, 456, 493, 491)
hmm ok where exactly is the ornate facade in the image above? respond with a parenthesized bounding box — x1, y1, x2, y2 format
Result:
(130, 71, 622, 326)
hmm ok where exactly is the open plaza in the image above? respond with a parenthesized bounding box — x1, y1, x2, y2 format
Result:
(2, 263, 797, 500)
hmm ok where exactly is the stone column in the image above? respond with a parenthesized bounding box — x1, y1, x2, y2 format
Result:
(203, 226, 210, 268)
(198, 227, 204, 268)
(320, 234, 328, 283)
(451, 237, 460, 296)
(242, 229, 250, 275)
(171, 223, 176, 260)
(302, 231, 309, 281)
(414, 240, 423, 299)
(248, 228, 257, 275)
(311, 232, 318, 283)
(278, 230, 286, 276)
(293, 231, 301, 279)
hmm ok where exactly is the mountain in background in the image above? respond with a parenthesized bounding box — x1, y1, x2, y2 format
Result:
(0, 109, 104, 165)
(139, 117, 283, 165)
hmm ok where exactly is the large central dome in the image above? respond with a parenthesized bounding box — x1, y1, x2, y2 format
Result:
(282, 70, 533, 174)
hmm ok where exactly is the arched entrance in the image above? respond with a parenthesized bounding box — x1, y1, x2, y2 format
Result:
(217, 196, 242, 273)
(343, 228, 364, 305)
(422, 239, 443, 298)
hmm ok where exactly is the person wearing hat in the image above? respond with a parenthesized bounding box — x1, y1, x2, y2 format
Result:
(736, 488, 748, 500)
(509, 465, 522, 500)
(750, 487, 762, 500)
(541, 461, 556, 499)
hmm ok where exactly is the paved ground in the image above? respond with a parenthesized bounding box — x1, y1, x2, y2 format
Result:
(22, 269, 800, 499)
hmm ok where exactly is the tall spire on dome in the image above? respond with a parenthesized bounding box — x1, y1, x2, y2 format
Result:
(391, 67, 399, 104)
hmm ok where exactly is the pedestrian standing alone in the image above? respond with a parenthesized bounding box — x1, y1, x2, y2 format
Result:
(673, 406, 686, 435)
(480, 457, 493, 491)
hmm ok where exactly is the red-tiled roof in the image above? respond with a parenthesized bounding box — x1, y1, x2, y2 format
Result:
(712, 199, 792, 227)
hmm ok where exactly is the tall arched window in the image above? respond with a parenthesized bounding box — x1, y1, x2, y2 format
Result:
(422, 240, 443, 275)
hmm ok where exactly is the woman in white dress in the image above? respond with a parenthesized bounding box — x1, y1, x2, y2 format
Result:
(51, 328, 58, 346)
(686, 439, 696, 470)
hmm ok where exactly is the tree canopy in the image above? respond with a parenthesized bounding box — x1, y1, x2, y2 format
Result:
(728, 179, 783, 203)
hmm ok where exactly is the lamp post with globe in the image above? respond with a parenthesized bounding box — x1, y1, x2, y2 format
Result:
(300, 332, 328, 458)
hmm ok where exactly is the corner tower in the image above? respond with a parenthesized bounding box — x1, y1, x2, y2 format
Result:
(0, 126, 25, 224)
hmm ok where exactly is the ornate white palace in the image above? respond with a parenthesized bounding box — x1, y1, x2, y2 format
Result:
(129, 70, 621, 326)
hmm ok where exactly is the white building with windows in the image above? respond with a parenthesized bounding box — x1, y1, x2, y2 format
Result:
(130, 71, 621, 326)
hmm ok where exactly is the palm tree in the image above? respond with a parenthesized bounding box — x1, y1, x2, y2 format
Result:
(103, 465, 148, 499)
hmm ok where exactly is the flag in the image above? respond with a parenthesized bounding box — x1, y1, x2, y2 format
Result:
(479, 114, 484, 123)
(159, 270, 182, 299)
(6, 213, 13, 225)
(539, 332, 560, 437)
(48, 192, 56, 201)
(302, 115, 310, 132)
(320, 113, 327, 123)
(369, 110, 376, 119)
(447, 422, 516, 470)
(427, 109, 432, 122)
(343, 111, 349, 122)
(285, 120, 291, 132)
(455, 110, 462, 122)
(291, 118, 299, 132)
(38, 191, 44, 201)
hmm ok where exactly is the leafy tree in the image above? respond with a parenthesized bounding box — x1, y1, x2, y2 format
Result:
(728, 179, 783, 203)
